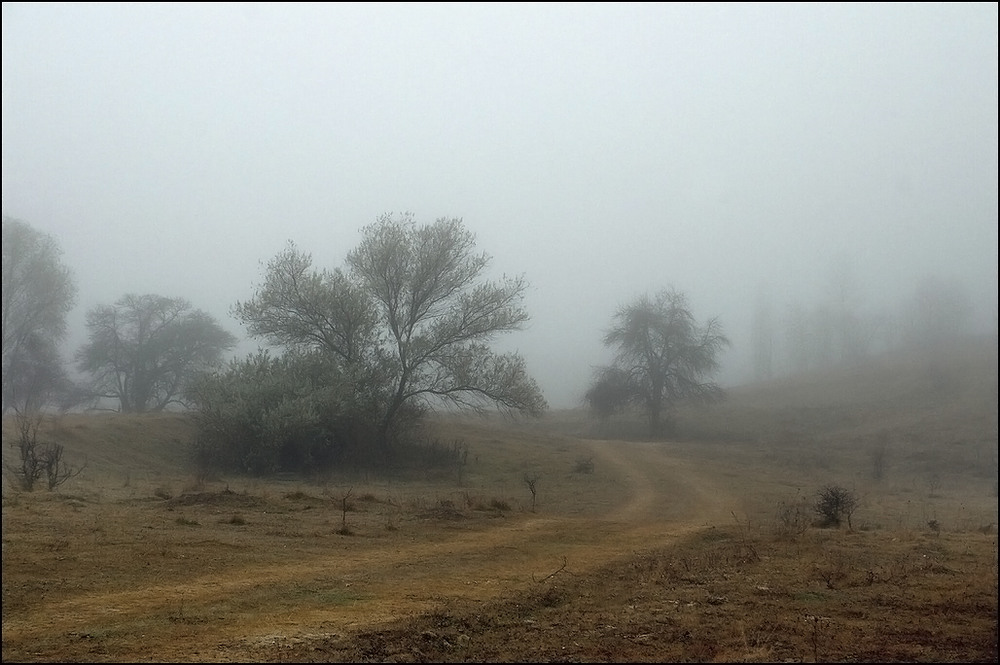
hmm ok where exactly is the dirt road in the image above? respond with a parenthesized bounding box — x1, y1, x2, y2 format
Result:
(2, 437, 738, 662)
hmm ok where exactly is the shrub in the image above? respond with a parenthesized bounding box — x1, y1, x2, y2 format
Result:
(4, 410, 84, 491)
(814, 485, 858, 529)
(189, 349, 378, 475)
(774, 495, 812, 538)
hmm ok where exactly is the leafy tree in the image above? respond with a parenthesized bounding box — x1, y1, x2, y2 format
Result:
(76, 294, 237, 412)
(232, 213, 547, 460)
(1, 217, 77, 413)
(232, 242, 377, 363)
(583, 365, 634, 422)
(189, 349, 374, 475)
(588, 288, 729, 437)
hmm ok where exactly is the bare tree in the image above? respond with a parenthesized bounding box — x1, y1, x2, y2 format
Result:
(77, 294, 237, 412)
(588, 288, 729, 437)
(336, 487, 354, 535)
(524, 473, 539, 512)
(2, 217, 77, 414)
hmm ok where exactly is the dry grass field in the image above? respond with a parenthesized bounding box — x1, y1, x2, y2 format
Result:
(2, 335, 997, 663)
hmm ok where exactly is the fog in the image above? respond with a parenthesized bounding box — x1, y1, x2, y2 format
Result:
(3, 3, 997, 409)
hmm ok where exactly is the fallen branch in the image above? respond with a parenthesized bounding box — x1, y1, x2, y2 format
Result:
(533, 556, 569, 583)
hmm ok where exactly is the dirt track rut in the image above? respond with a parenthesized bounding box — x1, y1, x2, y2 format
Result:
(3, 438, 738, 662)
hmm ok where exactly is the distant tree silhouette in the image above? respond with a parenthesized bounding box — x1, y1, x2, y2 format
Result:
(2, 217, 77, 414)
(588, 288, 729, 437)
(77, 294, 236, 412)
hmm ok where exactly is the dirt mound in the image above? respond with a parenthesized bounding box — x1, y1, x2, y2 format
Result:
(164, 488, 270, 509)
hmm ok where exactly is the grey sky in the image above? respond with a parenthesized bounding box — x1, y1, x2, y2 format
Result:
(3, 2, 997, 408)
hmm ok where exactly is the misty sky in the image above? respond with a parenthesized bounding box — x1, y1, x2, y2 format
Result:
(3, 2, 997, 409)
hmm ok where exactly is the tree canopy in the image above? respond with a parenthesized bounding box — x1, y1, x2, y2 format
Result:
(223, 213, 546, 467)
(586, 288, 729, 437)
(2, 217, 77, 413)
(76, 293, 237, 412)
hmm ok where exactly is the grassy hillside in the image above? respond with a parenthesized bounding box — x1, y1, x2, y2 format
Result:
(1, 411, 198, 494)
(527, 334, 996, 465)
(458, 333, 999, 540)
(2, 333, 996, 493)
(2, 334, 996, 663)
(683, 332, 997, 440)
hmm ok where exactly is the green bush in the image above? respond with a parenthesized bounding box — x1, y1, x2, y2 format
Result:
(189, 349, 378, 475)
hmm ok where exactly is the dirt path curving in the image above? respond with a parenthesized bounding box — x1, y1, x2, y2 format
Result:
(2, 437, 741, 662)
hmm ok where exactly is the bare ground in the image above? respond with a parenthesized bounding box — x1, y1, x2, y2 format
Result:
(3, 336, 998, 664)
(4, 434, 747, 662)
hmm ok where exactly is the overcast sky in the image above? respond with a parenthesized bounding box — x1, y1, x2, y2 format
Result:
(3, 2, 997, 408)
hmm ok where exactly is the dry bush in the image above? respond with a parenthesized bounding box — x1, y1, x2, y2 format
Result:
(774, 495, 812, 539)
(5, 411, 86, 492)
(459, 491, 510, 513)
(813, 547, 852, 589)
(523, 473, 539, 511)
(814, 485, 859, 529)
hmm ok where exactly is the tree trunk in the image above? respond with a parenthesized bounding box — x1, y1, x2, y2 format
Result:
(648, 402, 661, 438)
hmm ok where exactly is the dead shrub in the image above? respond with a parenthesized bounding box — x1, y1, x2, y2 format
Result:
(774, 495, 812, 538)
(5, 410, 85, 491)
(814, 485, 859, 529)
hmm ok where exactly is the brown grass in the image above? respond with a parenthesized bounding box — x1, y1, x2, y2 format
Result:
(2, 335, 997, 662)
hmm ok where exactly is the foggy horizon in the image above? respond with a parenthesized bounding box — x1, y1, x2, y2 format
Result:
(3, 3, 997, 410)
